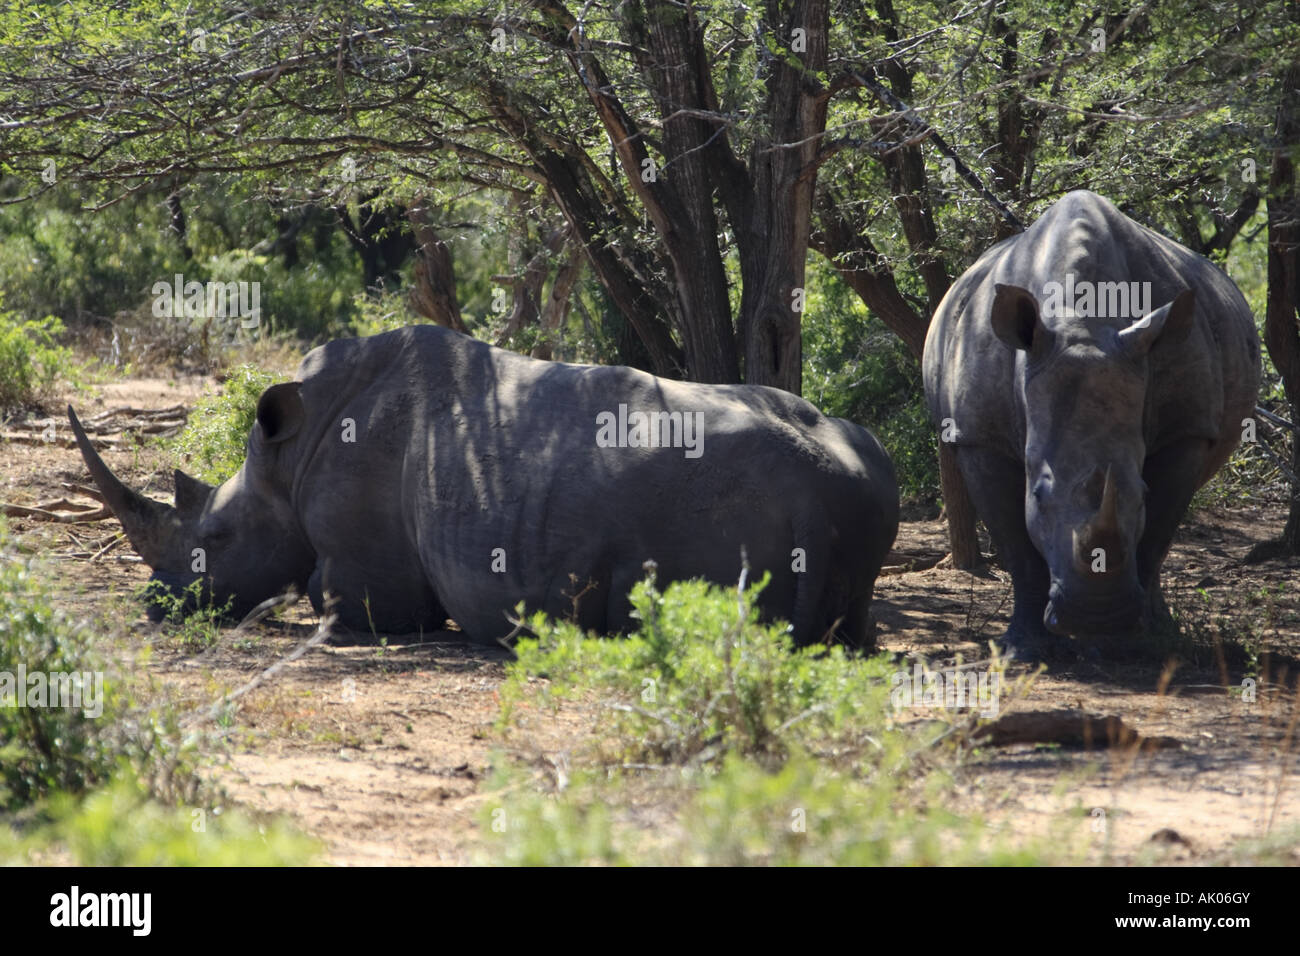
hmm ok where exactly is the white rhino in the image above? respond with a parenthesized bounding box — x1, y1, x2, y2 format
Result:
(924, 190, 1261, 657)
(72, 325, 899, 647)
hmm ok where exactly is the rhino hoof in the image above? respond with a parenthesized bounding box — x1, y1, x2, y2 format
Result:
(998, 626, 1063, 663)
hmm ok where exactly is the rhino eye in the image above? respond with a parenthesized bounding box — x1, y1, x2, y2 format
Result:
(203, 525, 234, 546)
(1081, 470, 1106, 509)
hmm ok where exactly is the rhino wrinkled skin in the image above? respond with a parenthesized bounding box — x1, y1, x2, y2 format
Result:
(923, 190, 1261, 658)
(71, 325, 899, 647)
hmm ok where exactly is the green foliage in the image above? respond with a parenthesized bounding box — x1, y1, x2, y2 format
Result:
(502, 573, 903, 770)
(0, 519, 189, 811)
(802, 261, 937, 500)
(6, 771, 319, 866)
(215, 249, 358, 342)
(488, 573, 1056, 865)
(141, 579, 234, 647)
(0, 181, 184, 324)
(0, 304, 79, 412)
(0, 520, 126, 809)
(0, 519, 315, 863)
(480, 754, 1055, 866)
(0, 175, 362, 349)
(169, 364, 285, 483)
(350, 287, 424, 338)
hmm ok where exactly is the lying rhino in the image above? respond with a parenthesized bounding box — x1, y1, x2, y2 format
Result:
(923, 190, 1260, 658)
(71, 325, 899, 647)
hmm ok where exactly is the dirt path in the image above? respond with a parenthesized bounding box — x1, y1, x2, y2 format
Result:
(4, 384, 1298, 865)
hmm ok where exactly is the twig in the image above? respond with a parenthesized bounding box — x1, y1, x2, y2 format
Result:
(1255, 405, 1296, 432)
(84, 404, 187, 423)
(233, 588, 301, 632)
(35, 497, 97, 512)
(0, 503, 111, 522)
(847, 69, 1025, 232)
(90, 533, 125, 561)
(61, 482, 105, 502)
(183, 612, 336, 728)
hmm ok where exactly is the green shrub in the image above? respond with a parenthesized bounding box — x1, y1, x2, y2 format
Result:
(0, 183, 185, 325)
(0, 519, 195, 811)
(0, 519, 316, 864)
(480, 754, 1054, 866)
(141, 579, 234, 647)
(0, 178, 361, 343)
(13, 772, 319, 866)
(484, 573, 1060, 865)
(169, 364, 285, 483)
(0, 520, 127, 809)
(203, 248, 358, 342)
(501, 572, 904, 770)
(0, 305, 79, 413)
(802, 266, 938, 501)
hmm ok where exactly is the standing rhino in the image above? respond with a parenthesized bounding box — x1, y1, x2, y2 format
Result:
(923, 190, 1261, 658)
(71, 325, 898, 648)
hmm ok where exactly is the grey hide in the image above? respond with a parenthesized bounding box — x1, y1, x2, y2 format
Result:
(923, 190, 1261, 658)
(70, 325, 899, 647)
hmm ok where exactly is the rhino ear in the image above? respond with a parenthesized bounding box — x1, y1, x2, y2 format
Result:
(1118, 288, 1195, 357)
(255, 382, 305, 445)
(173, 469, 213, 519)
(991, 284, 1053, 355)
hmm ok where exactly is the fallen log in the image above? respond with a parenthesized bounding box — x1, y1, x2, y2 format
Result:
(973, 708, 1182, 751)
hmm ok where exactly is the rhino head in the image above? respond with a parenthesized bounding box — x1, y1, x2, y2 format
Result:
(989, 283, 1196, 637)
(68, 383, 315, 621)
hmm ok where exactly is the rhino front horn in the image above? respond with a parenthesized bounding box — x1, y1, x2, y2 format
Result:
(1096, 465, 1119, 535)
(67, 405, 179, 568)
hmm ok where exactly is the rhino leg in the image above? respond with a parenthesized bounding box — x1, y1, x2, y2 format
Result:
(827, 590, 875, 652)
(957, 447, 1059, 660)
(307, 562, 447, 640)
(1139, 437, 1213, 634)
(600, 565, 642, 634)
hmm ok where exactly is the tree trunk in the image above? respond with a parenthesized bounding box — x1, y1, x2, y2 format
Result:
(871, 0, 976, 559)
(496, 204, 564, 346)
(733, 0, 830, 394)
(812, 190, 928, 360)
(634, 0, 741, 384)
(1262, 59, 1300, 553)
(939, 441, 981, 569)
(533, 240, 583, 361)
(407, 200, 466, 332)
(487, 81, 684, 377)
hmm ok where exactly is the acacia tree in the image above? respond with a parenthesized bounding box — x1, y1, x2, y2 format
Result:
(0, 0, 839, 389)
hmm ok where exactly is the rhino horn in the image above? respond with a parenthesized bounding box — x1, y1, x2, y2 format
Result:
(68, 405, 178, 568)
(173, 468, 213, 519)
(1095, 465, 1119, 536)
(1073, 466, 1123, 573)
(1071, 526, 1089, 573)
